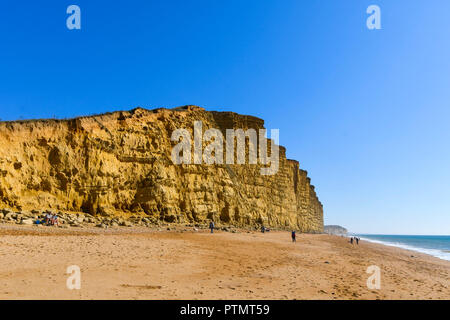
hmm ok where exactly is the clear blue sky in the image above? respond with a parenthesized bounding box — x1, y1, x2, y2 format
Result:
(1, 1, 449, 235)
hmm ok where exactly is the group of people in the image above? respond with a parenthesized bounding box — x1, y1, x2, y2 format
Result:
(40, 213, 59, 226)
(350, 236, 360, 245)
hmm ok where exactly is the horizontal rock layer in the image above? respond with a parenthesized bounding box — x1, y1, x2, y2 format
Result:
(0, 106, 323, 232)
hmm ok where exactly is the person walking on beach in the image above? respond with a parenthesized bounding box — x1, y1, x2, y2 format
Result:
(261, 225, 265, 233)
(209, 220, 215, 234)
(291, 230, 296, 243)
(350, 237, 354, 245)
(356, 237, 359, 245)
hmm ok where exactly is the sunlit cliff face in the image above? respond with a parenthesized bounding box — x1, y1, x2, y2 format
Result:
(0, 106, 323, 232)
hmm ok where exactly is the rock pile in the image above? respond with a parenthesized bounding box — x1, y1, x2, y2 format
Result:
(0, 207, 247, 232)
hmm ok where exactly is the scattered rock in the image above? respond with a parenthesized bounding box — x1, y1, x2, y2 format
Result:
(21, 219, 34, 225)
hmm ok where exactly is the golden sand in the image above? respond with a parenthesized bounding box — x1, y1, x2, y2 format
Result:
(0, 224, 448, 299)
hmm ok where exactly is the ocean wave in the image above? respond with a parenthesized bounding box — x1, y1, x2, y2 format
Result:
(357, 236, 450, 262)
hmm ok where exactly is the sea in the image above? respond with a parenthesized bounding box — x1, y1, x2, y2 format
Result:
(354, 234, 450, 261)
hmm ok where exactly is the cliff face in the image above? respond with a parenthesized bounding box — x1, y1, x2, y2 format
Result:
(0, 106, 323, 232)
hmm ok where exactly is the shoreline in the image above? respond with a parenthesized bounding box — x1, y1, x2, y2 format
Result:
(0, 224, 449, 299)
(354, 235, 450, 262)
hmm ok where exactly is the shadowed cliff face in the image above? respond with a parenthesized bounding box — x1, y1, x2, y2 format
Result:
(0, 106, 323, 232)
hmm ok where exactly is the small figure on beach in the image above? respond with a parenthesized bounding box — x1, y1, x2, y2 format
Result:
(209, 220, 215, 234)
(350, 237, 354, 245)
(52, 214, 59, 227)
(291, 230, 296, 243)
(356, 237, 359, 245)
(44, 213, 52, 225)
(261, 225, 265, 233)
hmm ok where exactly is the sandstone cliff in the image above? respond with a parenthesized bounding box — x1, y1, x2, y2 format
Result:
(0, 106, 323, 232)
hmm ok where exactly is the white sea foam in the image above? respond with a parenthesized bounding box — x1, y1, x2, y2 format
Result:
(357, 236, 450, 261)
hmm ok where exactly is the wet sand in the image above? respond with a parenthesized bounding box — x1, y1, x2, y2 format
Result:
(0, 224, 448, 300)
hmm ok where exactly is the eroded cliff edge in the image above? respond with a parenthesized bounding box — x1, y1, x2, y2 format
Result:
(0, 106, 323, 232)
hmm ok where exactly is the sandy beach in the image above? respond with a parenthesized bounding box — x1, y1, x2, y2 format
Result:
(0, 224, 448, 300)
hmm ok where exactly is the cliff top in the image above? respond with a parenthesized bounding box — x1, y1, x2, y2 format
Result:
(0, 105, 263, 125)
